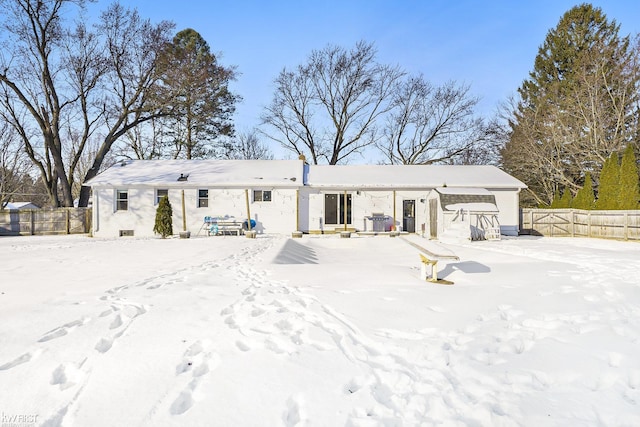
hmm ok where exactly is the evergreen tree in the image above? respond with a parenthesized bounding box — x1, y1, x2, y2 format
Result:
(500, 4, 639, 206)
(550, 188, 562, 208)
(154, 196, 173, 238)
(619, 144, 640, 209)
(571, 173, 595, 210)
(558, 188, 572, 208)
(155, 28, 239, 159)
(595, 152, 620, 209)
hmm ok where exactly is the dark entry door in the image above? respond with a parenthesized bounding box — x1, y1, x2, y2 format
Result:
(324, 194, 338, 225)
(403, 200, 415, 233)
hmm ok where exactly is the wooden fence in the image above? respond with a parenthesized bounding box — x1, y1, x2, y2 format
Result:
(0, 208, 92, 236)
(521, 208, 640, 241)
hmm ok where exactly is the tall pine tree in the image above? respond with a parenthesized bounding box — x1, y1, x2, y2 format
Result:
(619, 144, 640, 209)
(501, 4, 639, 206)
(596, 152, 620, 209)
(154, 196, 173, 238)
(156, 28, 239, 159)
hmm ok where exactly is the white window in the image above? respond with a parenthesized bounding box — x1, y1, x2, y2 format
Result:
(156, 189, 168, 205)
(253, 190, 272, 202)
(198, 189, 208, 208)
(116, 190, 128, 211)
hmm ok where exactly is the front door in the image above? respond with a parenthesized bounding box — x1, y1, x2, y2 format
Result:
(403, 200, 415, 233)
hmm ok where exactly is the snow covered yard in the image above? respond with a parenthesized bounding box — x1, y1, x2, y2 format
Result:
(1, 233, 639, 426)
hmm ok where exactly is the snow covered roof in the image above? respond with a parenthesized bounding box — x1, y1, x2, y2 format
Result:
(305, 165, 527, 189)
(4, 202, 40, 210)
(86, 160, 305, 188)
(86, 161, 527, 191)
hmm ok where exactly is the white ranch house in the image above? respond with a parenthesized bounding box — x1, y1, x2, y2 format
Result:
(86, 159, 526, 239)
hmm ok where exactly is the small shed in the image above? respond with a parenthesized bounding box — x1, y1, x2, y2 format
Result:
(4, 202, 40, 210)
(427, 187, 501, 240)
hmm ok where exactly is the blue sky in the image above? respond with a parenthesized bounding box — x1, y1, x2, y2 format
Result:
(92, 1, 640, 160)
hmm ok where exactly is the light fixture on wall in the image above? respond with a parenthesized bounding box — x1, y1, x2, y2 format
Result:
(177, 173, 189, 182)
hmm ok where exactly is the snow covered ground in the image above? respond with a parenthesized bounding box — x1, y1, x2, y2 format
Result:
(1, 233, 639, 426)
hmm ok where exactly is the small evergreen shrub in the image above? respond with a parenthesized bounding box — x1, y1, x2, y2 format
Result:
(154, 195, 173, 238)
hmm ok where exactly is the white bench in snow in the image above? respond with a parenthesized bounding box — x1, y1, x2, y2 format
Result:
(398, 236, 459, 285)
(209, 220, 243, 236)
(419, 253, 454, 285)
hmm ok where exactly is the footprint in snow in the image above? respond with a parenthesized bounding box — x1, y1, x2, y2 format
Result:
(170, 340, 219, 415)
(95, 337, 114, 353)
(0, 349, 42, 371)
(109, 313, 128, 329)
(235, 341, 251, 352)
(38, 317, 90, 342)
(282, 396, 304, 426)
(51, 362, 84, 390)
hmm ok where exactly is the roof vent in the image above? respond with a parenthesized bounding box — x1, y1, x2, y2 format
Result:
(177, 173, 189, 182)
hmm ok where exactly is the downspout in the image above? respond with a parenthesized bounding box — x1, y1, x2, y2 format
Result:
(393, 190, 396, 231)
(181, 189, 187, 232)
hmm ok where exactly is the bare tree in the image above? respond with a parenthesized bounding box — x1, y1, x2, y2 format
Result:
(262, 41, 404, 164)
(0, 0, 83, 207)
(76, 3, 175, 207)
(116, 117, 170, 160)
(379, 76, 489, 164)
(0, 120, 28, 209)
(224, 129, 273, 160)
(0, 0, 175, 207)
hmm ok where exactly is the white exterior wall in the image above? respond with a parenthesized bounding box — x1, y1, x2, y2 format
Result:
(302, 189, 430, 233)
(92, 186, 298, 238)
(91, 184, 521, 238)
(488, 189, 521, 236)
(247, 188, 299, 234)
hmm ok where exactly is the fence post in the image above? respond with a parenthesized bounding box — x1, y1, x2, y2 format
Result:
(624, 212, 628, 241)
(588, 211, 592, 238)
(570, 209, 575, 237)
(30, 210, 35, 235)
